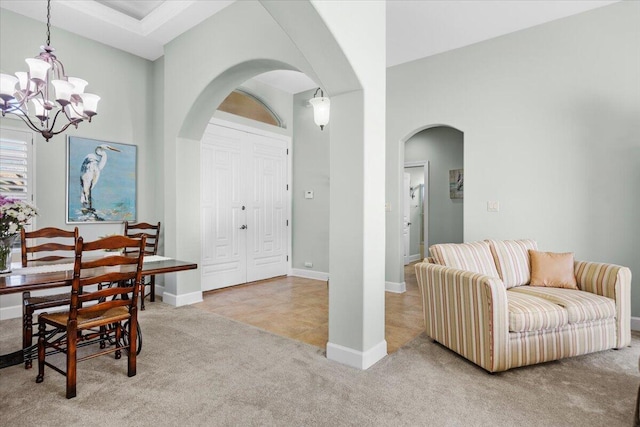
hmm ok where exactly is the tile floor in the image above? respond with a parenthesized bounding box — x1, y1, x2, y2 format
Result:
(193, 262, 424, 353)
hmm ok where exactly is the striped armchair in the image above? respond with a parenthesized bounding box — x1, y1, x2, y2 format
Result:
(415, 240, 631, 372)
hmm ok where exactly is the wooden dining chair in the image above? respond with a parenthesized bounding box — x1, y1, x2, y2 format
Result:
(36, 234, 146, 399)
(20, 226, 78, 369)
(124, 221, 161, 310)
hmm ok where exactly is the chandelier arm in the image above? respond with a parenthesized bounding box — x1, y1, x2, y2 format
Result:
(45, 109, 65, 133)
(48, 120, 76, 137)
(12, 111, 43, 134)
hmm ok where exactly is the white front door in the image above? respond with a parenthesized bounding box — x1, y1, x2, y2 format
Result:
(201, 123, 288, 291)
(403, 172, 411, 266)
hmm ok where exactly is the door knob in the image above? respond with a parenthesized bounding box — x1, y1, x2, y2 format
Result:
(239, 225, 247, 230)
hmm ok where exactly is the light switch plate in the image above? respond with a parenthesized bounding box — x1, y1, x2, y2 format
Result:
(305, 190, 314, 199)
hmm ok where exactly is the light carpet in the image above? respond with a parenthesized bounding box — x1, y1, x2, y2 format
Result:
(0, 302, 638, 426)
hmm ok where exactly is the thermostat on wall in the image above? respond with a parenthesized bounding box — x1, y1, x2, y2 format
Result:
(305, 190, 314, 199)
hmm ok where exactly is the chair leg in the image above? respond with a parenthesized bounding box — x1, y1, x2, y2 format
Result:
(128, 318, 137, 377)
(36, 321, 45, 383)
(23, 305, 34, 369)
(115, 322, 122, 360)
(150, 275, 155, 302)
(140, 282, 146, 311)
(66, 322, 77, 399)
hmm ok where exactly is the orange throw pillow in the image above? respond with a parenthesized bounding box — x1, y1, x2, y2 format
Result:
(528, 250, 578, 289)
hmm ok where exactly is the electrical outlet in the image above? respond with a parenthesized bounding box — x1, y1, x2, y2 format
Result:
(304, 261, 313, 268)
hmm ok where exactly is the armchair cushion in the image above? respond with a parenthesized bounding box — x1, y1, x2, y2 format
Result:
(487, 239, 537, 288)
(429, 241, 499, 279)
(507, 291, 568, 332)
(510, 286, 616, 324)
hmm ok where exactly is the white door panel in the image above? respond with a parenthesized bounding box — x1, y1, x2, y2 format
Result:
(246, 133, 288, 282)
(201, 124, 288, 290)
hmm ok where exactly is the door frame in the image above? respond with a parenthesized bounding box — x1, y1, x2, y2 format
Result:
(404, 161, 428, 259)
(202, 117, 293, 287)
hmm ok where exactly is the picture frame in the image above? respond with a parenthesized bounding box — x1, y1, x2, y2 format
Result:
(66, 136, 137, 224)
(449, 169, 463, 199)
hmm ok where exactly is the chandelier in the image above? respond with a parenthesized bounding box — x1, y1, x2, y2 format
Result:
(0, 0, 99, 142)
(309, 88, 330, 131)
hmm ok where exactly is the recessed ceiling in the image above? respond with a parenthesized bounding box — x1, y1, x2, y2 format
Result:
(0, 0, 621, 94)
(95, 0, 164, 21)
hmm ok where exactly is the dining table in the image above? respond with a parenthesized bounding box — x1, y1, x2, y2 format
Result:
(0, 255, 197, 369)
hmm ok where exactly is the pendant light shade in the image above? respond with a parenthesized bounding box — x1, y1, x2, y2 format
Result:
(309, 88, 330, 130)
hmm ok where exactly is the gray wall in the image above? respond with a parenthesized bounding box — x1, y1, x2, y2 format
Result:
(386, 1, 640, 314)
(292, 89, 330, 274)
(405, 127, 464, 248)
(0, 9, 155, 317)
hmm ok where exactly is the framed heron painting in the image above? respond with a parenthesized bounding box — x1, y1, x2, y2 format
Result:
(66, 136, 137, 223)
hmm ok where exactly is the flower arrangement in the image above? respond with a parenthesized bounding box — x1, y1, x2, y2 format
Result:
(0, 195, 37, 273)
(0, 195, 37, 238)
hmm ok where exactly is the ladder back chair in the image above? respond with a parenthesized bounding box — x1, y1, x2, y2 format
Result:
(124, 221, 161, 310)
(20, 226, 79, 369)
(36, 234, 146, 399)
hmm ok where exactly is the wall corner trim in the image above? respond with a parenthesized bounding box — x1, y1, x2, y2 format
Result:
(163, 290, 203, 307)
(385, 281, 406, 293)
(326, 340, 387, 370)
(631, 316, 640, 332)
(290, 269, 330, 281)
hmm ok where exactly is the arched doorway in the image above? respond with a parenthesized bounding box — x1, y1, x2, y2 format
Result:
(160, 0, 387, 369)
(404, 126, 464, 252)
(397, 124, 464, 284)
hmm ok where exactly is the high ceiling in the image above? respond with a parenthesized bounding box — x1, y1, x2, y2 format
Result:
(0, 0, 619, 93)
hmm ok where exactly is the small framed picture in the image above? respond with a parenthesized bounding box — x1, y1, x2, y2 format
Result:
(66, 136, 137, 223)
(449, 169, 463, 199)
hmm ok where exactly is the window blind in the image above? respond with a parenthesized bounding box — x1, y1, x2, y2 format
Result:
(0, 127, 33, 202)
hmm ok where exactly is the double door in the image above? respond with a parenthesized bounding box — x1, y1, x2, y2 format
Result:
(201, 123, 288, 291)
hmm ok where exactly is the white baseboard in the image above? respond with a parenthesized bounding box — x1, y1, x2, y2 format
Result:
(326, 340, 387, 370)
(162, 290, 203, 307)
(385, 281, 406, 293)
(631, 316, 640, 332)
(0, 305, 21, 321)
(408, 254, 421, 263)
(290, 268, 330, 282)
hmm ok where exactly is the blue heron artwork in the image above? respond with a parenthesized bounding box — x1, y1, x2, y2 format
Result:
(67, 136, 136, 223)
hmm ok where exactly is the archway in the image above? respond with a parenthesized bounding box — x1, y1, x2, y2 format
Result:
(160, 0, 387, 369)
(394, 124, 465, 286)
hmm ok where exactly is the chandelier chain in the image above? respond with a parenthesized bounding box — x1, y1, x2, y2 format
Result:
(46, 0, 51, 46)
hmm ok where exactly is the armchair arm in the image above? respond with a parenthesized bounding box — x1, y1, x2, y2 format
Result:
(415, 262, 509, 372)
(574, 261, 631, 348)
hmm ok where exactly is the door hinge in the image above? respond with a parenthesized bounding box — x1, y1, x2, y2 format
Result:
(286, 149, 289, 155)
(286, 184, 289, 191)
(286, 220, 289, 226)
(286, 255, 289, 261)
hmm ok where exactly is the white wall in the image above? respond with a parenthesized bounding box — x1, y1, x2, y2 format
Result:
(405, 127, 464, 248)
(386, 1, 640, 315)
